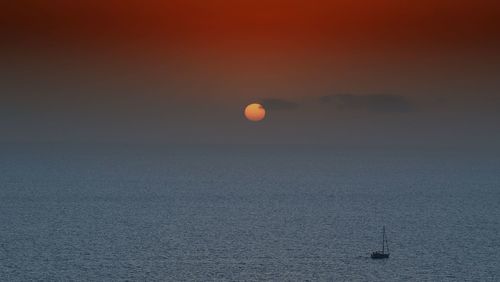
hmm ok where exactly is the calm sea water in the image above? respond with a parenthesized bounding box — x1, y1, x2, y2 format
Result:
(1, 146, 499, 281)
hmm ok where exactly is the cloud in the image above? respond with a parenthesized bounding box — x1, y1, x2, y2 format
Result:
(260, 98, 299, 111)
(319, 94, 416, 113)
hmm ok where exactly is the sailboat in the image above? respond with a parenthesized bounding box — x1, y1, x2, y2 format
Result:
(371, 226, 390, 259)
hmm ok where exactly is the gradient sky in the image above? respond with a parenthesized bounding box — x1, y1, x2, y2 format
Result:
(1, 0, 500, 146)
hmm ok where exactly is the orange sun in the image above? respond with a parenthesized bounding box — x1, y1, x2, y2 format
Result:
(244, 103, 266, 122)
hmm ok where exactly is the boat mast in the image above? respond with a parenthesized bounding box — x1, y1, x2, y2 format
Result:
(386, 229, 389, 253)
(382, 226, 385, 254)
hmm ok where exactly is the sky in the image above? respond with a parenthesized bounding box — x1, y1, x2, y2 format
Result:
(1, 0, 500, 147)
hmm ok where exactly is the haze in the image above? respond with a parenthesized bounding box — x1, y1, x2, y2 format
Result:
(1, 0, 499, 147)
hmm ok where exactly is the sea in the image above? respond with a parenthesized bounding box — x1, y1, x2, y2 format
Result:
(1, 145, 499, 281)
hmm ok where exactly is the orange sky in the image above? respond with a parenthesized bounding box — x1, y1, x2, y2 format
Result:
(1, 0, 500, 145)
(3, 0, 500, 54)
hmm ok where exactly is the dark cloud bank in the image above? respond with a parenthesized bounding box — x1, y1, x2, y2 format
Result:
(261, 94, 416, 113)
(320, 94, 415, 113)
(260, 98, 300, 111)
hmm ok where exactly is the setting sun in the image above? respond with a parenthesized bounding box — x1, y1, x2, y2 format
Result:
(244, 103, 266, 122)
